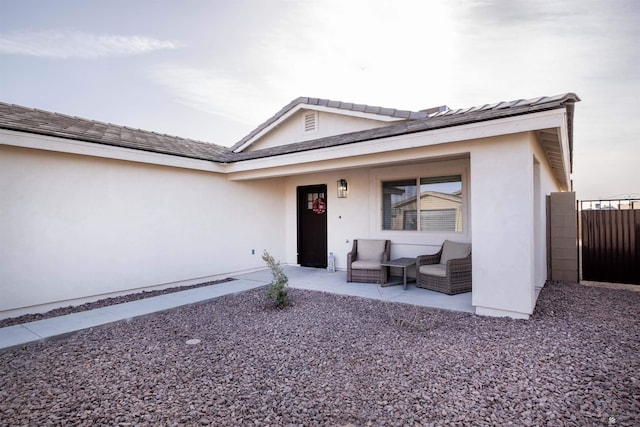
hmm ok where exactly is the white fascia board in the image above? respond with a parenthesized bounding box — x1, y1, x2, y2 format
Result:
(0, 129, 225, 173)
(559, 111, 571, 186)
(232, 103, 405, 153)
(225, 142, 474, 181)
(225, 108, 567, 180)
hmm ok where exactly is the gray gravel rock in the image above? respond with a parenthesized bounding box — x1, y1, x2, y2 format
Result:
(0, 278, 234, 328)
(1, 280, 639, 426)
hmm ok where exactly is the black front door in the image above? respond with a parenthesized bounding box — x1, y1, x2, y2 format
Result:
(297, 185, 327, 268)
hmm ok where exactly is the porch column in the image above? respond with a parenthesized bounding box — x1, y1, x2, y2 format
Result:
(471, 135, 536, 319)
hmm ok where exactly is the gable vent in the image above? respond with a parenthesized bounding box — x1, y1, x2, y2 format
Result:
(303, 111, 318, 133)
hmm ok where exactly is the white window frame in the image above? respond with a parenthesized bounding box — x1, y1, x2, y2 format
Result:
(381, 175, 462, 232)
(370, 159, 470, 244)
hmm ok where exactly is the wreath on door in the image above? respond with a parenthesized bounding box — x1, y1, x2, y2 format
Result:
(312, 197, 326, 214)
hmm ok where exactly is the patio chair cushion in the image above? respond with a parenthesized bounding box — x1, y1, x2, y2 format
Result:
(351, 260, 382, 270)
(419, 264, 447, 277)
(357, 239, 387, 262)
(440, 240, 471, 265)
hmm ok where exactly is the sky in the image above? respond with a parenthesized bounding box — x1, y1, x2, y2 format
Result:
(1, 0, 638, 200)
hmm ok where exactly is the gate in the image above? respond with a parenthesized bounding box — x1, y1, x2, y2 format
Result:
(579, 199, 640, 285)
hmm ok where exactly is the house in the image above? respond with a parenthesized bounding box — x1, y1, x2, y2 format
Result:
(0, 93, 580, 320)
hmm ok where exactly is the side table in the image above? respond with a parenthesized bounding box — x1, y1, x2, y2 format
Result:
(380, 257, 416, 290)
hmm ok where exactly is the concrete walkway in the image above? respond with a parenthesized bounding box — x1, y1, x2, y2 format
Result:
(0, 266, 473, 352)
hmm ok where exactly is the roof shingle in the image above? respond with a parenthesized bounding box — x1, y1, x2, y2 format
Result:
(229, 97, 434, 152)
(230, 93, 580, 162)
(0, 93, 580, 165)
(0, 103, 233, 162)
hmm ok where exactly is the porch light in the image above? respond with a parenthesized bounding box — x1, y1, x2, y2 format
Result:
(337, 179, 348, 198)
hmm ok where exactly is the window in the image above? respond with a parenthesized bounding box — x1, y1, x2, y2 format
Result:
(307, 191, 325, 209)
(382, 175, 462, 232)
(382, 179, 417, 230)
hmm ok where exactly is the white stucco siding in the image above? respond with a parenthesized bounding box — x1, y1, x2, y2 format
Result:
(283, 157, 471, 271)
(0, 145, 285, 317)
(471, 134, 537, 318)
(283, 170, 372, 270)
(0, 105, 573, 320)
(531, 133, 561, 288)
(247, 110, 393, 152)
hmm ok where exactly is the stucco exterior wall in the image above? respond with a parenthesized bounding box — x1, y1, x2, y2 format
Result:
(278, 129, 561, 320)
(283, 158, 471, 272)
(471, 134, 535, 318)
(530, 132, 563, 288)
(470, 133, 563, 319)
(1, 106, 572, 320)
(284, 170, 372, 270)
(0, 145, 285, 317)
(247, 110, 394, 151)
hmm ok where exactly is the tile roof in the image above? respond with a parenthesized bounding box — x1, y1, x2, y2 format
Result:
(230, 93, 580, 162)
(0, 102, 233, 162)
(229, 96, 434, 152)
(0, 93, 579, 165)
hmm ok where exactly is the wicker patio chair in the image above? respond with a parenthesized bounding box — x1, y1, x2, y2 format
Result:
(416, 240, 472, 295)
(346, 239, 391, 284)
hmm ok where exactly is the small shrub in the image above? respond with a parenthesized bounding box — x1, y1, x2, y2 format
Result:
(262, 250, 290, 309)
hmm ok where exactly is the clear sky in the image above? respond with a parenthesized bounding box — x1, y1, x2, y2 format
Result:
(1, 0, 638, 200)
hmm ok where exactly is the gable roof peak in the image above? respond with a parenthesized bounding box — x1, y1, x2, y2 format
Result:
(230, 96, 429, 152)
(420, 105, 449, 115)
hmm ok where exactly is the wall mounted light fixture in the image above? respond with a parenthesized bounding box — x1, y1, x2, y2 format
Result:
(337, 179, 348, 198)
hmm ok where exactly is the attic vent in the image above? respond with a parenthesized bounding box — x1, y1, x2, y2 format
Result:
(303, 111, 318, 134)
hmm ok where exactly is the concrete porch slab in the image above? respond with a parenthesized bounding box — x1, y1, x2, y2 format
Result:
(235, 265, 473, 313)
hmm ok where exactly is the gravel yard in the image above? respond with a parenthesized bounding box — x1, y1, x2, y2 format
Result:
(0, 278, 234, 329)
(1, 281, 639, 426)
